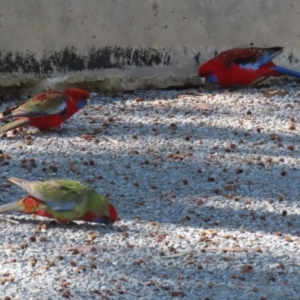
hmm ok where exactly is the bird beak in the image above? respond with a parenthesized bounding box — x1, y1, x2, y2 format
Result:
(200, 77, 206, 84)
(87, 92, 100, 106)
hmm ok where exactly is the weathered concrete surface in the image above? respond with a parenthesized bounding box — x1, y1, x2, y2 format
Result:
(1, 0, 300, 98)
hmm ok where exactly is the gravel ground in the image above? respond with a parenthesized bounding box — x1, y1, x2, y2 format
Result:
(1, 83, 300, 299)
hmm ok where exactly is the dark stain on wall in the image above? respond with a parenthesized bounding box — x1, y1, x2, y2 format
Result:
(0, 46, 172, 74)
(288, 52, 299, 64)
(194, 52, 201, 65)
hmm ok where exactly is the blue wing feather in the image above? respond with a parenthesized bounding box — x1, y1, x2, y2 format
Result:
(224, 47, 284, 70)
(239, 50, 280, 70)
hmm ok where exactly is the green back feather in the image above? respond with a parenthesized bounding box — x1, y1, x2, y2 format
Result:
(8, 93, 68, 119)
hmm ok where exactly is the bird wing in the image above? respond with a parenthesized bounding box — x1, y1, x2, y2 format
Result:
(31, 179, 92, 211)
(9, 177, 90, 212)
(2, 91, 68, 119)
(220, 47, 283, 70)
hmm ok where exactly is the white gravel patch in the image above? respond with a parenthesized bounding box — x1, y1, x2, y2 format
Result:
(1, 84, 300, 299)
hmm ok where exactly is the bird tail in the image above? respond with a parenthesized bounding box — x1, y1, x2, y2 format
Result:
(274, 66, 300, 78)
(0, 118, 30, 134)
(8, 177, 33, 192)
(0, 200, 22, 214)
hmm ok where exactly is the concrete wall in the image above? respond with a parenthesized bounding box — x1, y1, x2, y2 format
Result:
(0, 0, 300, 98)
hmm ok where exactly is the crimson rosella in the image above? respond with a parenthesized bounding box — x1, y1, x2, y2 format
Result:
(0, 177, 118, 224)
(0, 88, 90, 134)
(198, 47, 300, 86)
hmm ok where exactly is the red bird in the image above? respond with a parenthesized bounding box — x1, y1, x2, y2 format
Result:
(198, 47, 300, 86)
(0, 88, 90, 134)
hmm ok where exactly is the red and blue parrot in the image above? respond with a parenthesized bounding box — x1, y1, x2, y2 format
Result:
(0, 88, 90, 134)
(198, 47, 300, 86)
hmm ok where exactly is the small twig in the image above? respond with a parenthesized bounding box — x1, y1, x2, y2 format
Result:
(156, 251, 191, 259)
(206, 247, 262, 253)
(0, 217, 20, 224)
(103, 136, 119, 145)
(60, 245, 113, 253)
(179, 91, 202, 97)
(194, 102, 213, 111)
